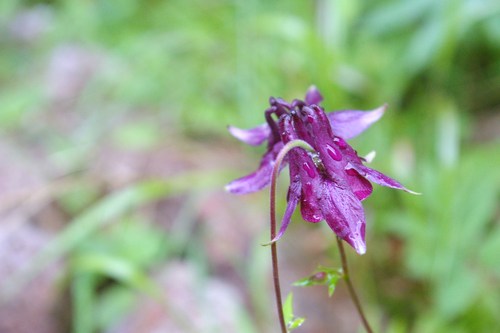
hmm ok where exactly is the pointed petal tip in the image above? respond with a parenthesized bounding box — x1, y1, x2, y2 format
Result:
(349, 163, 420, 196)
(370, 103, 387, 120)
(227, 123, 270, 146)
(224, 183, 242, 194)
(406, 189, 422, 195)
(363, 151, 376, 163)
(261, 195, 297, 246)
(305, 85, 323, 105)
(261, 234, 282, 246)
(347, 237, 366, 255)
(307, 85, 318, 93)
(328, 103, 388, 139)
(339, 229, 366, 255)
(224, 180, 255, 195)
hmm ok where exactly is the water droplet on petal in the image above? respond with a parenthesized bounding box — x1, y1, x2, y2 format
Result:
(333, 136, 347, 149)
(358, 221, 366, 239)
(326, 144, 342, 161)
(304, 182, 313, 196)
(302, 162, 316, 178)
(348, 233, 366, 255)
(346, 168, 358, 176)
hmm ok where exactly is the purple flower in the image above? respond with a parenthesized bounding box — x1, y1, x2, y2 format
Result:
(226, 86, 414, 254)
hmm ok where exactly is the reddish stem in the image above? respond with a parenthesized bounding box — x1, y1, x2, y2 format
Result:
(269, 140, 315, 333)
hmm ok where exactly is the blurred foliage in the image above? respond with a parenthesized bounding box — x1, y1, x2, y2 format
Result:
(0, 0, 499, 332)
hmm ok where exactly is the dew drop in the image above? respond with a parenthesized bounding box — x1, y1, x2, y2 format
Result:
(326, 144, 342, 161)
(346, 168, 357, 176)
(358, 221, 366, 238)
(333, 136, 347, 149)
(302, 162, 316, 178)
(303, 182, 313, 196)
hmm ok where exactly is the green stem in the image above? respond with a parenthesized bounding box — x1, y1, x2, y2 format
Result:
(336, 237, 374, 333)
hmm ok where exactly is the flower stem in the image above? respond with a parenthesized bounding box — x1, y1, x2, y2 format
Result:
(269, 140, 316, 333)
(336, 237, 373, 333)
(270, 242, 286, 333)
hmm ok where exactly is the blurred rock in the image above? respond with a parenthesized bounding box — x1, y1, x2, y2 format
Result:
(46, 44, 101, 107)
(200, 191, 265, 267)
(8, 5, 53, 43)
(0, 141, 68, 333)
(0, 223, 68, 333)
(108, 261, 250, 333)
(473, 109, 500, 142)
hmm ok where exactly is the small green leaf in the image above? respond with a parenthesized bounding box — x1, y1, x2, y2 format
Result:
(294, 266, 343, 297)
(288, 317, 305, 330)
(283, 293, 294, 324)
(283, 293, 305, 331)
(293, 271, 328, 287)
(327, 275, 341, 297)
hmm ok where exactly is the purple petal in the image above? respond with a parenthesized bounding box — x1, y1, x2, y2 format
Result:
(228, 123, 270, 146)
(284, 124, 367, 253)
(345, 169, 373, 201)
(318, 178, 367, 254)
(346, 163, 418, 194)
(225, 142, 284, 194)
(271, 179, 301, 243)
(328, 104, 387, 140)
(225, 162, 273, 194)
(305, 85, 323, 105)
(279, 115, 324, 223)
(280, 118, 325, 223)
(300, 181, 323, 223)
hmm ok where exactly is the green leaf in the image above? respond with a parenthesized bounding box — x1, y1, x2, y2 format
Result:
(288, 317, 305, 331)
(293, 271, 328, 287)
(94, 286, 136, 331)
(283, 293, 305, 331)
(283, 293, 294, 325)
(293, 265, 343, 297)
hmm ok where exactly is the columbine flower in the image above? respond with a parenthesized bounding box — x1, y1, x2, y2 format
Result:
(226, 86, 414, 254)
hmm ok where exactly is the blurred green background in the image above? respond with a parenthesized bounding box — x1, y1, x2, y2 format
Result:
(0, 0, 499, 332)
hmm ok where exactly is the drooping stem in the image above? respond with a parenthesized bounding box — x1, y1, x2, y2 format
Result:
(336, 237, 374, 333)
(270, 238, 286, 332)
(269, 139, 316, 333)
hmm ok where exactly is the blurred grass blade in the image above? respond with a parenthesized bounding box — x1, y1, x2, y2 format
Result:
(72, 272, 95, 333)
(1, 171, 226, 301)
(72, 253, 160, 295)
